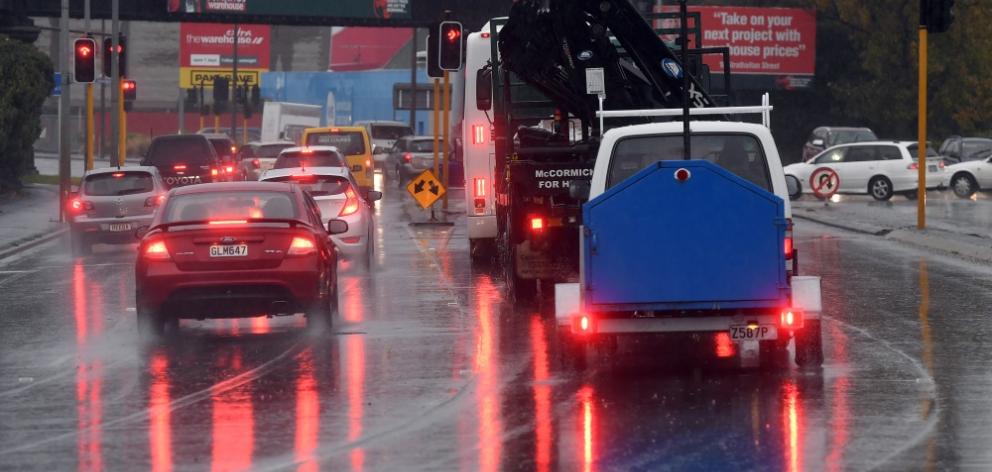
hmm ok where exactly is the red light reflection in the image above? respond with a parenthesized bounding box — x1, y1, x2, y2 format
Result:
(72, 262, 104, 472)
(149, 352, 173, 472)
(530, 316, 553, 471)
(782, 381, 803, 472)
(347, 335, 366, 471)
(475, 275, 501, 472)
(578, 385, 596, 472)
(295, 349, 318, 472)
(211, 350, 254, 472)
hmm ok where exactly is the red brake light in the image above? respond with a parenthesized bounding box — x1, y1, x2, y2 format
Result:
(208, 220, 248, 225)
(301, 148, 313, 154)
(530, 216, 544, 232)
(211, 168, 219, 176)
(403, 153, 413, 163)
(472, 124, 486, 145)
(144, 240, 170, 260)
(938, 161, 945, 169)
(481, 32, 491, 39)
(907, 162, 919, 170)
(230, 146, 237, 153)
(69, 198, 87, 212)
(330, 128, 340, 133)
(252, 159, 260, 169)
(144, 195, 165, 207)
(111, 172, 125, 178)
(572, 313, 594, 335)
(173, 164, 187, 171)
(339, 188, 360, 216)
(287, 236, 316, 256)
(474, 178, 486, 198)
(225, 166, 234, 174)
(784, 218, 794, 260)
(780, 309, 803, 329)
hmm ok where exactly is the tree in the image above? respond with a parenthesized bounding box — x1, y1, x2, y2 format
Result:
(0, 34, 53, 193)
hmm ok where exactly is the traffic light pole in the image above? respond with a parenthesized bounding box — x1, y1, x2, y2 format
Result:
(58, 0, 71, 223)
(917, 23, 928, 229)
(110, 0, 121, 167)
(231, 23, 239, 143)
(442, 71, 450, 210)
(84, 0, 94, 171)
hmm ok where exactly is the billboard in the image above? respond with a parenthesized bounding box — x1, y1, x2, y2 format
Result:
(179, 22, 270, 89)
(658, 6, 816, 89)
(167, 0, 410, 20)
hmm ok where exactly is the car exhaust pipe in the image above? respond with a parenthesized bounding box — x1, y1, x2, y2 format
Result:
(270, 301, 290, 315)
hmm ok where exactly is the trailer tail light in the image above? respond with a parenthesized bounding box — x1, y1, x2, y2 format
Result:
(143, 240, 170, 260)
(715, 332, 735, 358)
(530, 216, 544, 232)
(339, 188, 360, 216)
(403, 153, 413, 163)
(287, 236, 317, 256)
(571, 313, 594, 335)
(784, 219, 794, 260)
(780, 309, 804, 330)
(472, 124, 486, 145)
(473, 178, 487, 214)
(474, 178, 486, 197)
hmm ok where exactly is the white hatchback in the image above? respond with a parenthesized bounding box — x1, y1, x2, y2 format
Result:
(945, 151, 992, 199)
(784, 141, 946, 201)
(261, 166, 379, 264)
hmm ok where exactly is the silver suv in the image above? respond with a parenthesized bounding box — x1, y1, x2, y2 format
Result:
(68, 166, 168, 255)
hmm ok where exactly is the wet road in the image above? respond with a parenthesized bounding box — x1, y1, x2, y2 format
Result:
(1, 181, 990, 471)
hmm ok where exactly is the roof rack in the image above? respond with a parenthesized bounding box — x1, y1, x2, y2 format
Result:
(596, 93, 773, 130)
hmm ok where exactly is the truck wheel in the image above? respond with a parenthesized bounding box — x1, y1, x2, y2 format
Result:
(502, 214, 537, 302)
(794, 319, 824, 368)
(470, 239, 495, 263)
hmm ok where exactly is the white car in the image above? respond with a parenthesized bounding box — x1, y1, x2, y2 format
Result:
(783, 141, 946, 201)
(261, 166, 379, 264)
(238, 141, 296, 180)
(945, 150, 992, 198)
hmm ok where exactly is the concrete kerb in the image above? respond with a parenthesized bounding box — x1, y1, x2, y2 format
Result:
(0, 226, 68, 262)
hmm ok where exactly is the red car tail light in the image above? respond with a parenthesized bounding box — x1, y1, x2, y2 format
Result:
(208, 220, 248, 225)
(403, 153, 413, 163)
(474, 178, 486, 198)
(571, 313, 594, 335)
(784, 218, 794, 260)
(225, 165, 235, 174)
(144, 240, 171, 260)
(173, 164, 187, 171)
(907, 162, 919, 170)
(530, 216, 544, 232)
(252, 159, 260, 169)
(144, 195, 165, 207)
(69, 198, 92, 213)
(112, 172, 125, 178)
(287, 236, 316, 256)
(211, 168, 219, 177)
(339, 188, 360, 216)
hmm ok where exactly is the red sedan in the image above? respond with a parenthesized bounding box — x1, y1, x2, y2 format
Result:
(134, 181, 348, 336)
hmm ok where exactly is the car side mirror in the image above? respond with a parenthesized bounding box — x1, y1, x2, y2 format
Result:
(811, 139, 825, 147)
(367, 190, 383, 202)
(476, 68, 493, 111)
(327, 219, 349, 235)
(569, 180, 591, 201)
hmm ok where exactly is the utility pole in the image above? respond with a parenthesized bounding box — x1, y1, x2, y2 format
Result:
(442, 70, 450, 209)
(409, 28, 418, 130)
(231, 23, 239, 142)
(84, 0, 94, 171)
(99, 18, 106, 162)
(110, 0, 121, 166)
(58, 0, 71, 222)
(917, 14, 927, 229)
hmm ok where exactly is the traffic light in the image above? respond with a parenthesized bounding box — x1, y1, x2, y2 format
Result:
(438, 21, 463, 71)
(925, 0, 955, 33)
(73, 38, 96, 83)
(250, 84, 261, 109)
(122, 80, 136, 101)
(213, 77, 230, 103)
(102, 35, 127, 77)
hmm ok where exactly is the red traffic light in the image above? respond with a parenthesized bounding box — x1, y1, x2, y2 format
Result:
(122, 79, 137, 101)
(73, 38, 96, 83)
(445, 25, 461, 43)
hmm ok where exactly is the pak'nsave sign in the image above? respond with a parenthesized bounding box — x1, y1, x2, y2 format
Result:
(167, 0, 411, 19)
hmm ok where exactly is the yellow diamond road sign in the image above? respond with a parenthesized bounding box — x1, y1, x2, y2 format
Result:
(406, 169, 446, 209)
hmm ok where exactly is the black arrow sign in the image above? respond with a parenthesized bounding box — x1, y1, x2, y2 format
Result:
(414, 180, 426, 193)
(428, 181, 440, 195)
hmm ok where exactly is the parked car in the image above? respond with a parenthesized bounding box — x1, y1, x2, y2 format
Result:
(801, 127, 878, 162)
(67, 166, 168, 255)
(142, 134, 224, 188)
(261, 166, 380, 263)
(938, 136, 992, 165)
(354, 120, 413, 163)
(238, 141, 295, 180)
(134, 181, 347, 336)
(784, 141, 946, 201)
(945, 149, 992, 199)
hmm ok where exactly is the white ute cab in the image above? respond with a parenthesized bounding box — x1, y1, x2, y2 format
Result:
(557, 113, 824, 368)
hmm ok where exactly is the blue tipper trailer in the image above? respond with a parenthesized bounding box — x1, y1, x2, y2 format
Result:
(582, 160, 789, 312)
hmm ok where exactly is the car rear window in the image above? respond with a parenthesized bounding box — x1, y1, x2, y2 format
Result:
(409, 139, 442, 153)
(305, 132, 366, 155)
(163, 191, 297, 222)
(83, 171, 154, 196)
(371, 125, 412, 141)
(829, 129, 877, 146)
(907, 144, 939, 159)
(608, 134, 771, 191)
(144, 137, 215, 166)
(263, 174, 351, 197)
(257, 144, 294, 158)
(209, 138, 236, 158)
(273, 151, 345, 169)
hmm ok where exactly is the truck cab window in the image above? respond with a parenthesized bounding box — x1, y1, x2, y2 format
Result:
(608, 134, 771, 191)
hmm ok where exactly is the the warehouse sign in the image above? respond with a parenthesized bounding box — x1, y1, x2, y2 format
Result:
(179, 22, 270, 89)
(168, 0, 411, 19)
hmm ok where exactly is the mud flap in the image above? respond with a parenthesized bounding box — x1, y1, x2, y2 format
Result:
(555, 283, 581, 328)
(791, 276, 822, 320)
